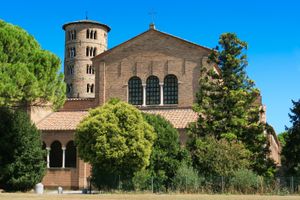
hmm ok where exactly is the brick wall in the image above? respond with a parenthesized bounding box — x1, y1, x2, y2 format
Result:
(93, 29, 213, 107)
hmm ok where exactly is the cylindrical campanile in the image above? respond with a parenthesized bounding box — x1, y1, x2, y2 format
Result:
(62, 20, 110, 98)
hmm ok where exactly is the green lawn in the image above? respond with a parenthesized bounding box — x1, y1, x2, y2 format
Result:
(0, 193, 299, 200)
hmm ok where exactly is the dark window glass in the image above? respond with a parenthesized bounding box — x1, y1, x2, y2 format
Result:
(50, 141, 62, 168)
(128, 77, 143, 105)
(164, 75, 178, 104)
(65, 141, 77, 168)
(146, 76, 160, 105)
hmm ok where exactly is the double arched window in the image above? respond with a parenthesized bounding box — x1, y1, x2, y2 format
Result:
(45, 140, 77, 168)
(164, 75, 178, 104)
(87, 84, 94, 93)
(128, 77, 143, 105)
(146, 76, 160, 105)
(68, 30, 76, 40)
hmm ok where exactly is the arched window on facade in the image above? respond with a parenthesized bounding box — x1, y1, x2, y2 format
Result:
(163, 75, 178, 104)
(128, 77, 143, 105)
(65, 141, 77, 168)
(146, 76, 160, 105)
(74, 30, 76, 40)
(86, 65, 89, 74)
(86, 29, 90, 39)
(50, 141, 62, 168)
(94, 31, 97, 39)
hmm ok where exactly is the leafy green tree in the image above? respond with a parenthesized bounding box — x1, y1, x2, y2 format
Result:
(278, 131, 288, 148)
(75, 99, 156, 188)
(282, 99, 300, 175)
(0, 107, 46, 192)
(0, 20, 65, 110)
(189, 136, 251, 177)
(188, 33, 275, 176)
(142, 113, 188, 190)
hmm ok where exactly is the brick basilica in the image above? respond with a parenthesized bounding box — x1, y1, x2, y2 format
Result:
(26, 20, 280, 189)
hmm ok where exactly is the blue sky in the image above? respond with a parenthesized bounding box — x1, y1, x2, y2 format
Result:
(1, 0, 299, 133)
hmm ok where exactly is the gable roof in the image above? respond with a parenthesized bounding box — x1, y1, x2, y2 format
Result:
(37, 108, 198, 131)
(92, 28, 212, 61)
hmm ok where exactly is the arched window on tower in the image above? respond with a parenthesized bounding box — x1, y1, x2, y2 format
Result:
(89, 65, 92, 74)
(65, 141, 77, 168)
(86, 47, 89, 57)
(91, 84, 94, 93)
(92, 66, 95, 74)
(128, 76, 143, 105)
(89, 47, 93, 57)
(90, 30, 93, 39)
(146, 76, 160, 105)
(50, 141, 62, 168)
(86, 65, 89, 74)
(87, 84, 90, 93)
(94, 31, 97, 39)
(86, 29, 90, 39)
(74, 30, 76, 40)
(93, 48, 97, 56)
(164, 75, 178, 104)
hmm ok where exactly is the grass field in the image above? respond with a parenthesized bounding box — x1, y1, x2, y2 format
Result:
(0, 193, 299, 200)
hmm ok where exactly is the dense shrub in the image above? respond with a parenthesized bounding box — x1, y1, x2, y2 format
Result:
(230, 169, 259, 193)
(0, 108, 46, 191)
(173, 162, 202, 192)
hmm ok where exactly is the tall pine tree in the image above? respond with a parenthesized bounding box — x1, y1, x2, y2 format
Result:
(282, 99, 300, 176)
(188, 33, 275, 177)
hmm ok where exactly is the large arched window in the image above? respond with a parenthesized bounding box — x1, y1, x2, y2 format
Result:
(128, 77, 143, 105)
(65, 141, 77, 168)
(164, 75, 178, 104)
(50, 141, 62, 168)
(146, 76, 160, 105)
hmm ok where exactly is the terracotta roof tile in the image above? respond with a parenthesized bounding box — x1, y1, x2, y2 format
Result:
(37, 111, 88, 131)
(142, 108, 197, 129)
(37, 108, 197, 131)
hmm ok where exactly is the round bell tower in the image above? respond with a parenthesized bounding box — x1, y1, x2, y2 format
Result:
(62, 20, 110, 98)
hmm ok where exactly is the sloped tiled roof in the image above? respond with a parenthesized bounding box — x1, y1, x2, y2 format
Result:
(37, 108, 198, 131)
(37, 111, 88, 131)
(142, 108, 198, 129)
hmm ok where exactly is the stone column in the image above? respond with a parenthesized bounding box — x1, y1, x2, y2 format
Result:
(142, 84, 146, 106)
(46, 147, 51, 168)
(62, 147, 66, 168)
(159, 83, 164, 106)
